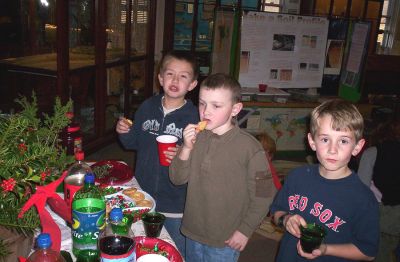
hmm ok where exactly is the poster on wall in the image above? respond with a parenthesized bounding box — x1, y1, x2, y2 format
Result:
(211, 9, 236, 75)
(321, 18, 349, 96)
(239, 12, 329, 88)
(339, 21, 371, 102)
(258, 107, 311, 151)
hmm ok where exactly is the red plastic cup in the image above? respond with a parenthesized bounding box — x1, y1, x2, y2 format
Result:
(156, 135, 178, 166)
(259, 84, 268, 92)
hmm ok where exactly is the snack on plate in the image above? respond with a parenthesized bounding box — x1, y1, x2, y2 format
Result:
(131, 191, 145, 202)
(136, 199, 153, 208)
(122, 187, 138, 198)
(196, 121, 207, 132)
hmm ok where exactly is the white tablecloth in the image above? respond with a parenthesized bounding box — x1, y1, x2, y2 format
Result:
(48, 177, 176, 260)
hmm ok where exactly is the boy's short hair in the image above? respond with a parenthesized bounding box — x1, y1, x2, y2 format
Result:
(200, 73, 242, 103)
(310, 99, 364, 142)
(255, 132, 276, 157)
(160, 50, 199, 80)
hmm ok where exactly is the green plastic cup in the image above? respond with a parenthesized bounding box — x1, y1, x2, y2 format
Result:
(142, 212, 166, 238)
(300, 223, 326, 253)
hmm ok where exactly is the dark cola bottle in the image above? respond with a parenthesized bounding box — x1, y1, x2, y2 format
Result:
(99, 208, 136, 261)
(61, 112, 82, 155)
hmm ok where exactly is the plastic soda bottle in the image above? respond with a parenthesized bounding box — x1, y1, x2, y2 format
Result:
(61, 112, 82, 155)
(64, 151, 92, 212)
(99, 208, 136, 261)
(27, 233, 65, 262)
(72, 173, 106, 261)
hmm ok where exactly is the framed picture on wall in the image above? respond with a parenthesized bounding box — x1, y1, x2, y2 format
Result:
(202, 3, 215, 20)
(175, 3, 186, 13)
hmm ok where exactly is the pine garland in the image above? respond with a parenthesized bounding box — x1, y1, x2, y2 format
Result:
(0, 93, 75, 258)
(0, 239, 12, 260)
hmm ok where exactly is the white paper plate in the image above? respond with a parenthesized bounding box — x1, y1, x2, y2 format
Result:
(105, 186, 156, 212)
(137, 254, 169, 262)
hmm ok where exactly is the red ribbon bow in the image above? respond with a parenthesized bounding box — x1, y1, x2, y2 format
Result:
(18, 170, 72, 252)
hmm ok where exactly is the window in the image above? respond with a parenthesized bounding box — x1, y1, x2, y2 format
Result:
(261, 0, 281, 13)
(121, 0, 148, 24)
(136, 0, 148, 24)
(376, 0, 400, 55)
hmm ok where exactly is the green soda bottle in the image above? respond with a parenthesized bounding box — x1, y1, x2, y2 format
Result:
(72, 173, 106, 261)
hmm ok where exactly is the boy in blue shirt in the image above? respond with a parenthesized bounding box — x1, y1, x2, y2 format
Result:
(116, 51, 199, 257)
(270, 99, 379, 261)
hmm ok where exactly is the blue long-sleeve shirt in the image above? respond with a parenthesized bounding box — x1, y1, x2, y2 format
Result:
(119, 94, 199, 213)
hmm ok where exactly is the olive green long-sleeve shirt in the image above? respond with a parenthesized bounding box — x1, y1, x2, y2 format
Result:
(169, 126, 277, 247)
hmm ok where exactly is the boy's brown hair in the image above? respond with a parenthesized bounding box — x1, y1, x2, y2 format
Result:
(200, 73, 242, 103)
(159, 50, 199, 80)
(310, 99, 364, 142)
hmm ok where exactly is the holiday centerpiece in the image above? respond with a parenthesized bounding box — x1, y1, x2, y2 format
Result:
(0, 94, 74, 259)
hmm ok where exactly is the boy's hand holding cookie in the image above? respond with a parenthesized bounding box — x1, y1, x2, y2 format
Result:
(116, 117, 133, 134)
(195, 120, 208, 132)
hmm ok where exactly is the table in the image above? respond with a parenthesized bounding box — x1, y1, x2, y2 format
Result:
(48, 177, 178, 260)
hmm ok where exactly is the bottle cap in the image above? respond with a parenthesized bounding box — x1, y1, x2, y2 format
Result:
(75, 151, 84, 161)
(36, 233, 51, 249)
(84, 173, 95, 184)
(110, 208, 123, 222)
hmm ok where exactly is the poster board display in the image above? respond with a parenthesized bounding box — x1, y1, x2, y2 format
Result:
(239, 12, 329, 89)
(210, 9, 237, 75)
(339, 21, 371, 102)
(244, 107, 312, 151)
(321, 18, 349, 96)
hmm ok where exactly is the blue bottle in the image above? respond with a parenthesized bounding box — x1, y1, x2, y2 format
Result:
(27, 233, 65, 262)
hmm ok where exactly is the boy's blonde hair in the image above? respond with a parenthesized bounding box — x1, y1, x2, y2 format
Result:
(200, 73, 241, 103)
(310, 99, 364, 142)
(159, 50, 199, 80)
(255, 132, 276, 158)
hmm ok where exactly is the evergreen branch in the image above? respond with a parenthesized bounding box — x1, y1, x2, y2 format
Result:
(0, 239, 12, 261)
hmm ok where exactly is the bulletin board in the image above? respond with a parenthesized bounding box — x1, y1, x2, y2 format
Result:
(238, 12, 329, 89)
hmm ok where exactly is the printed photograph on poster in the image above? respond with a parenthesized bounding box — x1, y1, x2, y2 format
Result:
(302, 35, 310, 47)
(240, 51, 251, 73)
(310, 36, 317, 48)
(309, 63, 319, 71)
(270, 69, 278, 79)
(272, 34, 295, 51)
(280, 69, 293, 81)
(343, 71, 356, 87)
(324, 40, 344, 75)
(299, 62, 307, 70)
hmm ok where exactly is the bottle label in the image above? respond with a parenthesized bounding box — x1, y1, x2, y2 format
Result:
(74, 137, 82, 153)
(101, 248, 136, 262)
(72, 198, 106, 251)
